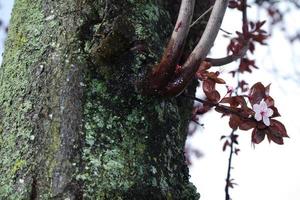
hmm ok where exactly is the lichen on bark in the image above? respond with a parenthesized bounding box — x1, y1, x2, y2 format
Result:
(0, 0, 204, 199)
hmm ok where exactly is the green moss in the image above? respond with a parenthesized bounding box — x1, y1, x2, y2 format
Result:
(93, 17, 134, 62)
(12, 33, 28, 49)
(130, 1, 172, 43)
(1, 0, 200, 199)
(11, 160, 26, 175)
(79, 1, 199, 199)
(0, 0, 46, 198)
(81, 82, 150, 198)
(0, 0, 71, 198)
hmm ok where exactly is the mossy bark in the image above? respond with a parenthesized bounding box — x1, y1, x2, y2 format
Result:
(0, 0, 209, 199)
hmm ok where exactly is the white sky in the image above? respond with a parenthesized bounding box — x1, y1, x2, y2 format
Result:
(0, 0, 14, 63)
(1, 1, 300, 200)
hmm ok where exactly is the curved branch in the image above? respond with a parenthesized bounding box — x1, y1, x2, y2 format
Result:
(164, 0, 230, 96)
(146, 0, 195, 92)
(206, 43, 249, 66)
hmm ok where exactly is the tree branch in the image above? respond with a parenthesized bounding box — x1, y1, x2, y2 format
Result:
(164, 0, 230, 96)
(147, 0, 195, 92)
(205, 43, 249, 66)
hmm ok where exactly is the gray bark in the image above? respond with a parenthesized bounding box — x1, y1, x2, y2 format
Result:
(0, 0, 209, 199)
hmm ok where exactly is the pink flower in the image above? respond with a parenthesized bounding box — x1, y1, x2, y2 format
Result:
(253, 100, 274, 126)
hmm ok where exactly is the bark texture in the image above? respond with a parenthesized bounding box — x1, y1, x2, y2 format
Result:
(0, 0, 209, 199)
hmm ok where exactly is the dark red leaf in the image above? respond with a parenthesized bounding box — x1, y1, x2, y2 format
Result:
(220, 96, 247, 108)
(251, 33, 268, 45)
(239, 80, 249, 92)
(239, 120, 256, 131)
(223, 140, 230, 151)
(203, 79, 215, 93)
(203, 79, 221, 102)
(197, 61, 211, 72)
(206, 72, 226, 84)
(265, 84, 271, 96)
(266, 130, 284, 145)
(264, 96, 274, 107)
(252, 128, 266, 144)
(249, 42, 255, 54)
(256, 20, 266, 29)
(270, 119, 288, 137)
(232, 135, 239, 145)
(229, 114, 240, 130)
(243, 107, 255, 116)
(248, 82, 266, 105)
(269, 106, 281, 117)
(234, 148, 240, 155)
(215, 105, 240, 116)
(238, 58, 258, 73)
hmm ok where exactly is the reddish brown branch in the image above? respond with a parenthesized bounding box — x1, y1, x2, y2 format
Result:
(146, 0, 195, 93)
(206, 43, 249, 66)
(163, 0, 230, 96)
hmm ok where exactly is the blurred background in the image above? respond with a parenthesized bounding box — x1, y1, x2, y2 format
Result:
(1, 0, 299, 199)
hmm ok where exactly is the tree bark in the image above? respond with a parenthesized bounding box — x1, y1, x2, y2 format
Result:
(0, 0, 209, 199)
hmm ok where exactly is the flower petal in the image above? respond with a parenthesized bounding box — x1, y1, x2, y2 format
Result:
(263, 116, 270, 126)
(255, 112, 262, 121)
(260, 100, 268, 110)
(253, 104, 260, 113)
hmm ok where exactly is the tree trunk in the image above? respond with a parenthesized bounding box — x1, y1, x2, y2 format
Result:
(0, 0, 208, 199)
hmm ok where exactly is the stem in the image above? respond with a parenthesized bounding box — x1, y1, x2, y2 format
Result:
(183, 94, 254, 122)
(225, 130, 235, 200)
(242, 0, 249, 35)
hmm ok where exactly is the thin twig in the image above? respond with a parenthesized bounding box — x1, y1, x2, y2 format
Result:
(242, 0, 249, 34)
(225, 4, 248, 198)
(225, 130, 236, 200)
(189, 6, 213, 28)
(182, 94, 255, 122)
(220, 28, 232, 35)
